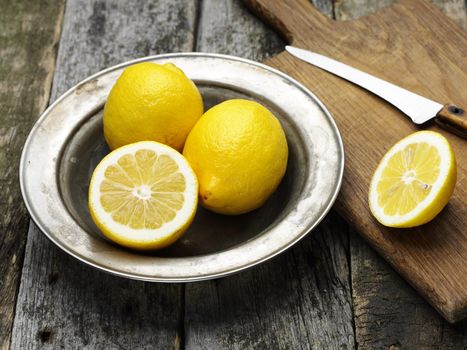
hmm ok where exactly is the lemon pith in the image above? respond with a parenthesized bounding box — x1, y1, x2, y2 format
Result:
(103, 62, 203, 151)
(89, 141, 198, 250)
(183, 99, 288, 215)
(369, 131, 456, 228)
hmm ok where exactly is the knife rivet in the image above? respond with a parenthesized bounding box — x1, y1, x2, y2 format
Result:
(448, 105, 464, 115)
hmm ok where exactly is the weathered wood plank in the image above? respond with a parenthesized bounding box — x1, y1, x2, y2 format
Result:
(432, 0, 467, 28)
(0, 1, 65, 349)
(350, 231, 467, 349)
(12, 227, 185, 350)
(185, 219, 356, 349)
(10, 0, 466, 348)
(334, 0, 467, 28)
(185, 2, 355, 348)
(196, 0, 283, 60)
(196, 0, 332, 63)
(50, 0, 198, 95)
(10, 0, 198, 348)
(196, 0, 334, 61)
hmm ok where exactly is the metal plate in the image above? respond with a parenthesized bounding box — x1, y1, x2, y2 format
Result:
(20, 53, 344, 282)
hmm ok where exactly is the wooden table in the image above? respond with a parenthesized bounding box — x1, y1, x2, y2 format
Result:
(1, 0, 466, 348)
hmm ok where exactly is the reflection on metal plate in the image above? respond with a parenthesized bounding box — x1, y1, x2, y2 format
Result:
(20, 53, 344, 282)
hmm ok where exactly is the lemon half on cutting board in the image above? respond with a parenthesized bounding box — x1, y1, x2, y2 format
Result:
(88, 141, 198, 250)
(369, 131, 456, 228)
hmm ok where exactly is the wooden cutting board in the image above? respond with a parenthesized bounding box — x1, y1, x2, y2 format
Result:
(243, 0, 467, 323)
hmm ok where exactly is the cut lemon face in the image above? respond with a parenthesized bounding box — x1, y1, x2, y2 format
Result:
(369, 131, 456, 228)
(88, 141, 198, 250)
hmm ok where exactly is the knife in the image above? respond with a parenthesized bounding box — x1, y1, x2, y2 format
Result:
(285, 45, 467, 139)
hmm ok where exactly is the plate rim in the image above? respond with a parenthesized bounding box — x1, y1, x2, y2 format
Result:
(19, 52, 344, 282)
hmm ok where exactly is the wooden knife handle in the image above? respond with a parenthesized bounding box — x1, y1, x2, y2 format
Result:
(435, 104, 467, 139)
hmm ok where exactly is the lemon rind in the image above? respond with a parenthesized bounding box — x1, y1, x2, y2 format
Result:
(89, 141, 198, 245)
(369, 131, 454, 227)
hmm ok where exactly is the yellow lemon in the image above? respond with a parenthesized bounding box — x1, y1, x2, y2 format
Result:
(183, 99, 288, 215)
(369, 131, 456, 228)
(103, 62, 203, 151)
(88, 141, 198, 250)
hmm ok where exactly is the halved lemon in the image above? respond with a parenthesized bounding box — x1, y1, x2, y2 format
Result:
(88, 141, 198, 250)
(369, 131, 456, 228)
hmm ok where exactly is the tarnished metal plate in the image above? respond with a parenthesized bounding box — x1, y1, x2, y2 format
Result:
(20, 53, 344, 282)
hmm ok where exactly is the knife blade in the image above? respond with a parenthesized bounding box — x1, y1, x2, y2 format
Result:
(285, 45, 466, 138)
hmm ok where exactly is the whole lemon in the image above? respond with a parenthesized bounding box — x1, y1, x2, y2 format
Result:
(103, 62, 203, 151)
(183, 99, 288, 215)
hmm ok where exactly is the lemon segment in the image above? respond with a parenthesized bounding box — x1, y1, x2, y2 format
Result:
(89, 141, 198, 250)
(369, 131, 456, 228)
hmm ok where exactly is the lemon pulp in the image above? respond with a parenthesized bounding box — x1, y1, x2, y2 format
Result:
(100, 151, 185, 228)
(369, 131, 456, 228)
(377, 142, 440, 215)
(89, 141, 198, 250)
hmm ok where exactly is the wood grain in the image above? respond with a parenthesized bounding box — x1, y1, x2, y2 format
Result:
(0, 1, 65, 349)
(335, 0, 467, 28)
(185, 1, 355, 348)
(243, 0, 467, 322)
(10, 0, 199, 348)
(350, 230, 467, 349)
(185, 214, 355, 349)
(196, 0, 284, 61)
(8, 0, 467, 348)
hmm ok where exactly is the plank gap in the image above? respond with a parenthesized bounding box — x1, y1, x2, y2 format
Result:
(192, 0, 203, 51)
(346, 225, 358, 350)
(6, 221, 28, 350)
(179, 284, 186, 350)
(331, 0, 338, 19)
